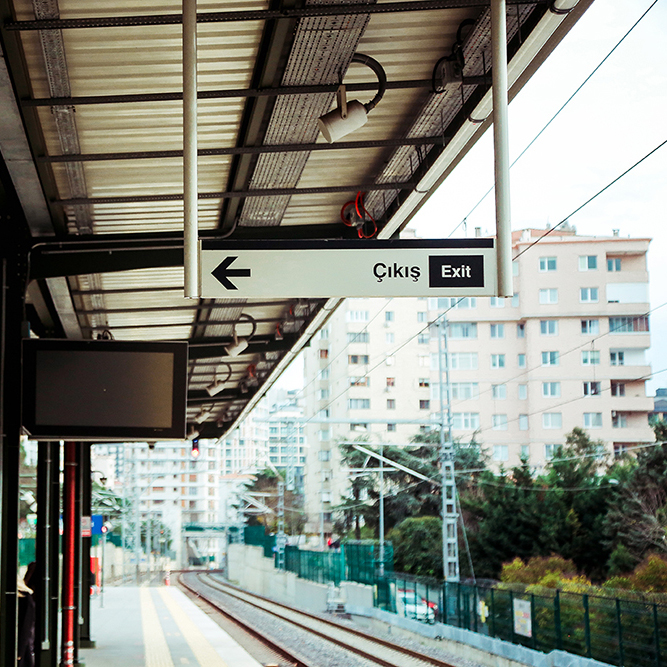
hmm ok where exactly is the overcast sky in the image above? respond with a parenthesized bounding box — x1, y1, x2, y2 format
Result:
(278, 0, 667, 393)
(409, 0, 667, 393)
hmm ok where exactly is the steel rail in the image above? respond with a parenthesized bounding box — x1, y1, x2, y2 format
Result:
(37, 135, 450, 163)
(22, 78, 486, 108)
(176, 573, 315, 667)
(55, 180, 414, 206)
(5, 1, 546, 31)
(184, 571, 459, 667)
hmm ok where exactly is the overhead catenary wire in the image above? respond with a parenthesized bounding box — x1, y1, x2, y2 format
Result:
(446, 0, 661, 239)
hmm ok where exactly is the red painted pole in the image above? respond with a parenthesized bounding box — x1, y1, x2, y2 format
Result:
(61, 442, 77, 667)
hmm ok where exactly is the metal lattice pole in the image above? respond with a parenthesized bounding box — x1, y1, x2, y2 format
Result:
(437, 319, 459, 582)
(276, 480, 286, 569)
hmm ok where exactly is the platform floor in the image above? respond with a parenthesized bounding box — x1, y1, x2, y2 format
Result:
(81, 586, 262, 667)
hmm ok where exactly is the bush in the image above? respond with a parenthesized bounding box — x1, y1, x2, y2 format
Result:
(630, 554, 667, 592)
(501, 555, 578, 585)
(607, 543, 636, 577)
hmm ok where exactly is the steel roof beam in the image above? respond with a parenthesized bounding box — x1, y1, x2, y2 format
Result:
(74, 299, 295, 314)
(5, 1, 546, 31)
(55, 180, 415, 206)
(38, 134, 451, 163)
(23, 77, 486, 108)
(188, 333, 302, 361)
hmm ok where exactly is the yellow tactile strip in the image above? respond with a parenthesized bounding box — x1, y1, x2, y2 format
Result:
(140, 588, 176, 667)
(158, 589, 229, 667)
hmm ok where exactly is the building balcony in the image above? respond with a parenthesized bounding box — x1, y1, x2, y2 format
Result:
(609, 396, 653, 413)
(605, 364, 651, 380)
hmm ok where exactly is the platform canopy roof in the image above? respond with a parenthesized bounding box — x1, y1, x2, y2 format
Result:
(0, 0, 593, 439)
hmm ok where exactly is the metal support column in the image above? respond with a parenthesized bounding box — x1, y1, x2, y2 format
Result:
(61, 442, 77, 667)
(79, 445, 94, 648)
(378, 444, 385, 578)
(0, 179, 30, 667)
(276, 481, 286, 569)
(36, 441, 61, 667)
(437, 319, 459, 582)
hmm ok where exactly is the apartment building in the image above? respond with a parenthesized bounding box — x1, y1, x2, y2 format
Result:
(302, 297, 435, 536)
(429, 228, 653, 467)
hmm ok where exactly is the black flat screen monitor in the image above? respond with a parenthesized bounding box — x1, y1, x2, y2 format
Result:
(22, 339, 188, 441)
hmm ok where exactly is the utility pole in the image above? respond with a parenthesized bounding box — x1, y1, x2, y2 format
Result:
(436, 318, 459, 582)
(276, 480, 286, 569)
(378, 444, 385, 577)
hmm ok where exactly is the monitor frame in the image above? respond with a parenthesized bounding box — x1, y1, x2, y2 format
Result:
(22, 339, 188, 441)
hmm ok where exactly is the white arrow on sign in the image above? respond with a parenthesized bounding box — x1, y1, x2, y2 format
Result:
(200, 239, 497, 298)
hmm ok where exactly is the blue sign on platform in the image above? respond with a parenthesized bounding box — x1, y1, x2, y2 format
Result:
(91, 515, 104, 535)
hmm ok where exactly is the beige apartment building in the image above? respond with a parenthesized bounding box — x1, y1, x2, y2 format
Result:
(429, 228, 653, 468)
(300, 228, 654, 537)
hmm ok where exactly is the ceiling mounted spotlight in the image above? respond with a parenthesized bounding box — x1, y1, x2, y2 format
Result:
(318, 53, 386, 144)
(194, 406, 212, 424)
(224, 313, 257, 357)
(206, 362, 233, 397)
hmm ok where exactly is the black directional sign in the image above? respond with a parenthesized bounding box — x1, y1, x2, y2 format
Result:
(200, 238, 497, 298)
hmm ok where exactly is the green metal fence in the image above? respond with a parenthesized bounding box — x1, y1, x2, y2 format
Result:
(374, 575, 667, 667)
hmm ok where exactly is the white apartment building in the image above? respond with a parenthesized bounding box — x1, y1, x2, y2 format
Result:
(429, 227, 653, 468)
(302, 297, 435, 536)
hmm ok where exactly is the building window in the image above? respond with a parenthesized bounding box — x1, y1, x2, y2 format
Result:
(321, 491, 332, 503)
(521, 444, 530, 459)
(493, 445, 509, 461)
(429, 296, 477, 310)
(447, 352, 478, 370)
(386, 355, 395, 366)
(539, 257, 557, 272)
(490, 324, 505, 339)
(319, 328, 329, 339)
(318, 389, 330, 400)
(318, 408, 330, 419)
(542, 382, 560, 398)
(539, 289, 558, 304)
(320, 368, 330, 380)
(518, 384, 527, 400)
(609, 316, 649, 333)
(319, 349, 329, 359)
(583, 381, 601, 396)
(541, 351, 559, 366)
(492, 384, 507, 400)
(349, 376, 370, 387)
(418, 333, 429, 344)
(580, 287, 599, 303)
(385, 332, 395, 344)
(579, 255, 598, 271)
(543, 413, 562, 429)
(449, 322, 477, 339)
(452, 413, 480, 430)
(386, 377, 395, 387)
(610, 351, 625, 366)
(492, 414, 508, 430)
(611, 381, 626, 397)
(545, 444, 559, 460)
(318, 450, 331, 461)
(608, 257, 622, 272)
(612, 413, 628, 428)
(517, 322, 525, 338)
(584, 412, 603, 428)
(581, 319, 600, 335)
(540, 320, 558, 336)
(450, 382, 479, 400)
(348, 354, 369, 364)
(418, 312, 427, 322)
(418, 355, 429, 367)
(351, 423, 368, 432)
(348, 398, 370, 409)
(387, 423, 396, 432)
(387, 399, 396, 410)
(519, 415, 529, 431)
(318, 430, 330, 441)
(512, 293, 520, 308)
(346, 310, 369, 322)
(518, 354, 526, 368)
(419, 400, 430, 410)
(385, 311, 394, 322)
(490, 297, 505, 308)
(582, 350, 600, 365)
(491, 354, 505, 369)
(347, 331, 370, 344)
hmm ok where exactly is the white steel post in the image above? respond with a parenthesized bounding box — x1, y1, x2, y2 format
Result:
(378, 444, 385, 577)
(183, 0, 199, 297)
(491, 0, 513, 297)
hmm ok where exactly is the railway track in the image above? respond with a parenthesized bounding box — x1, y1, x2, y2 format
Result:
(180, 571, 461, 667)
